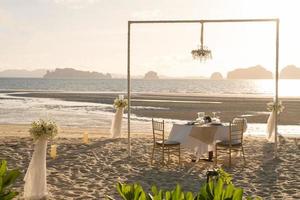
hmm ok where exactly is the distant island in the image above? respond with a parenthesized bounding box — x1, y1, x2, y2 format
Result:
(0, 69, 47, 78)
(210, 72, 223, 80)
(280, 65, 300, 79)
(2, 65, 300, 80)
(227, 65, 273, 79)
(144, 71, 159, 80)
(43, 68, 112, 79)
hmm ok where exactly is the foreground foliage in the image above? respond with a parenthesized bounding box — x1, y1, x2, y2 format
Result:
(0, 160, 21, 200)
(107, 169, 262, 200)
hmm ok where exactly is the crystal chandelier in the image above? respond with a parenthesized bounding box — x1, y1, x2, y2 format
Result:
(191, 22, 212, 62)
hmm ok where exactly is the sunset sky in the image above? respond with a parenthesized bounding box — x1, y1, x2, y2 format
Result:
(0, 0, 299, 77)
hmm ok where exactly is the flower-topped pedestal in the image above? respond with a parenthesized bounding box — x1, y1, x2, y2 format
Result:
(266, 101, 284, 143)
(24, 119, 58, 200)
(110, 95, 128, 138)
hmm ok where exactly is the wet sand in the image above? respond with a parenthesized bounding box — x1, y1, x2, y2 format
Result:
(7, 91, 300, 125)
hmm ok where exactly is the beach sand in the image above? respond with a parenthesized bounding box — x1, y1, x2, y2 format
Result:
(0, 125, 299, 199)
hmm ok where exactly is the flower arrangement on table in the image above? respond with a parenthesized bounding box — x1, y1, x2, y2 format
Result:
(113, 97, 128, 109)
(267, 101, 285, 113)
(29, 119, 58, 141)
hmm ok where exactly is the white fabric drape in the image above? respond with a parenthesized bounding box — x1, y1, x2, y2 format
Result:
(266, 110, 276, 143)
(24, 138, 48, 200)
(110, 107, 124, 138)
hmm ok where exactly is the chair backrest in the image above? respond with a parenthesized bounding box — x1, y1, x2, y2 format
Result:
(229, 118, 247, 145)
(152, 119, 165, 144)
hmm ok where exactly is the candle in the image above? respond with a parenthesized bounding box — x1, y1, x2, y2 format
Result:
(119, 94, 124, 100)
(50, 144, 57, 159)
(83, 132, 89, 144)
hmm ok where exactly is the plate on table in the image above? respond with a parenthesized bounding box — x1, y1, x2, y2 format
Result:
(210, 122, 223, 126)
(186, 121, 196, 125)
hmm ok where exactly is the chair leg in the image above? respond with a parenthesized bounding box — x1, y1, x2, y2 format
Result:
(229, 148, 232, 167)
(151, 146, 155, 165)
(162, 147, 165, 166)
(242, 146, 246, 164)
(214, 146, 218, 166)
(167, 148, 170, 164)
(178, 146, 181, 165)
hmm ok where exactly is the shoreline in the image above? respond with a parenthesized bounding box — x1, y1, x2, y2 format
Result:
(4, 91, 300, 125)
(3, 89, 300, 99)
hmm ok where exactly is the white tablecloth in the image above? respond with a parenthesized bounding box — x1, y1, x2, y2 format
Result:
(168, 123, 229, 156)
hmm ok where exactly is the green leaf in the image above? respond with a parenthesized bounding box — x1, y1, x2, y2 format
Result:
(165, 191, 171, 200)
(3, 170, 20, 188)
(185, 191, 194, 200)
(0, 177, 3, 193)
(2, 191, 18, 200)
(206, 181, 214, 199)
(223, 184, 234, 199)
(213, 178, 224, 199)
(0, 161, 7, 177)
(232, 188, 243, 200)
(151, 185, 158, 196)
(117, 182, 129, 200)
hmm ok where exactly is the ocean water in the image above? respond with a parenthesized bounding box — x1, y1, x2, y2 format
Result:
(0, 78, 299, 137)
(1, 78, 300, 97)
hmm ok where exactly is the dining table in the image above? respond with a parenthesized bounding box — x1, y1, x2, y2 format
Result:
(168, 122, 230, 160)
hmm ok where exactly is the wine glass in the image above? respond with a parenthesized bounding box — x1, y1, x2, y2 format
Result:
(197, 112, 205, 119)
(212, 112, 216, 118)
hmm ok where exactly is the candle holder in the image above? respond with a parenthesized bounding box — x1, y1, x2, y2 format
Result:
(83, 132, 89, 144)
(50, 144, 57, 159)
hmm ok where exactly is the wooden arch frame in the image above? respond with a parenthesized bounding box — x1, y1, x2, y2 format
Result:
(126, 18, 280, 157)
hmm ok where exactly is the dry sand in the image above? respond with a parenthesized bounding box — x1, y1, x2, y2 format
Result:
(0, 125, 299, 199)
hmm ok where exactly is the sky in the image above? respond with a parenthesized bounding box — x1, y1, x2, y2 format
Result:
(0, 0, 299, 77)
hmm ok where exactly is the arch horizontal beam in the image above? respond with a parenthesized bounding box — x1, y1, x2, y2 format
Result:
(129, 18, 279, 24)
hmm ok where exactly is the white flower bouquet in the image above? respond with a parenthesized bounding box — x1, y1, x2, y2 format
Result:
(267, 101, 285, 113)
(29, 119, 58, 141)
(113, 98, 128, 109)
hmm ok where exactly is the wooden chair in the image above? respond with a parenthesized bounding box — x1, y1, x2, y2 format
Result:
(215, 118, 246, 167)
(151, 119, 180, 166)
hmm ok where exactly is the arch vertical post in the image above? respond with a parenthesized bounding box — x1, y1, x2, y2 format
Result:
(127, 21, 131, 157)
(274, 19, 280, 157)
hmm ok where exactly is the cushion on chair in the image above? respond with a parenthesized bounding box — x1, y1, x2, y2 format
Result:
(156, 140, 180, 146)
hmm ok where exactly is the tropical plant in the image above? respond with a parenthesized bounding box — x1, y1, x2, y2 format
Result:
(116, 182, 150, 200)
(108, 169, 262, 200)
(0, 160, 21, 200)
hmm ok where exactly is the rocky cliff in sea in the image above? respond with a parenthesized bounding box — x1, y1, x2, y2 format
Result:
(210, 72, 223, 80)
(144, 71, 159, 80)
(43, 68, 112, 79)
(227, 65, 273, 79)
(280, 65, 300, 79)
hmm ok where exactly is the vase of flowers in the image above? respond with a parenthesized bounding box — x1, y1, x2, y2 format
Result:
(113, 97, 128, 109)
(29, 119, 58, 141)
(24, 119, 58, 200)
(267, 101, 285, 114)
(111, 96, 128, 138)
